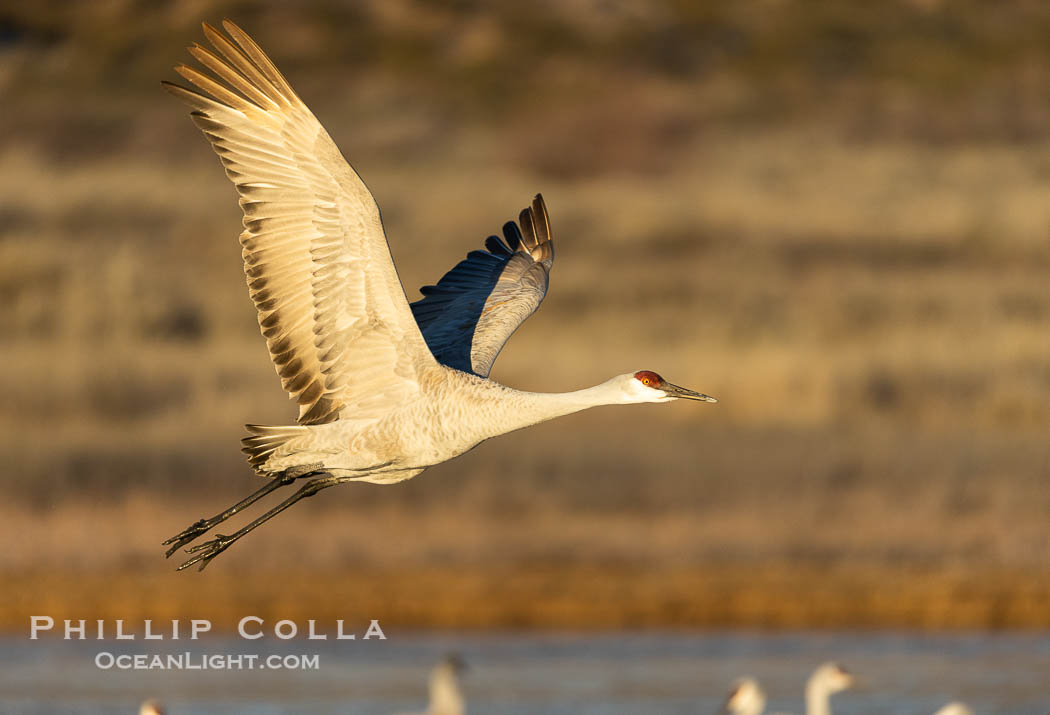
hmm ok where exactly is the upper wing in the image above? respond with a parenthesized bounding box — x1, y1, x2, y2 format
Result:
(165, 20, 436, 425)
(411, 195, 555, 377)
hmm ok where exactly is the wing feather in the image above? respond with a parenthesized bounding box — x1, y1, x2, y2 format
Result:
(410, 195, 554, 377)
(166, 20, 435, 425)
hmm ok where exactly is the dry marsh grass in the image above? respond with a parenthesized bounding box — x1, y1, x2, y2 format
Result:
(2, 1, 1049, 628)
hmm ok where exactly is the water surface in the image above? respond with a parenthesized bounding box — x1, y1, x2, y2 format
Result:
(2, 630, 1047, 713)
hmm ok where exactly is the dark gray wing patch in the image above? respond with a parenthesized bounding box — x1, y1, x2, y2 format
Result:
(410, 194, 554, 377)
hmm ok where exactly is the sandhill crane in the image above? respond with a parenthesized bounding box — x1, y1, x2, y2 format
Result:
(393, 654, 467, 715)
(160, 20, 716, 570)
(721, 676, 767, 715)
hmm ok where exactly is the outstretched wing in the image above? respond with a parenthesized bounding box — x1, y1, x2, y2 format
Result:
(165, 20, 436, 425)
(411, 195, 555, 377)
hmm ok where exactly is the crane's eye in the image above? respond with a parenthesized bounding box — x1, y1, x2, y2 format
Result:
(634, 370, 662, 387)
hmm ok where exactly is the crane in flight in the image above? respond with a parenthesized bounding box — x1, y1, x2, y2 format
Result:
(161, 20, 717, 571)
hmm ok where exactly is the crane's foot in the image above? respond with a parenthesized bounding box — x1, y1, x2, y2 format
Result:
(161, 471, 302, 559)
(164, 472, 341, 573)
(176, 533, 236, 572)
(163, 519, 215, 558)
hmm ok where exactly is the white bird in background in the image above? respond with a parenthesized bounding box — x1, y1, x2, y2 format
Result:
(721, 665, 973, 715)
(801, 662, 854, 715)
(160, 20, 716, 570)
(931, 703, 974, 715)
(728, 663, 854, 715)
(392, 654, 467, 715)
(721, 676, 767, 715)
(424, 655, 467, 715)
(139, 700, 166, 715)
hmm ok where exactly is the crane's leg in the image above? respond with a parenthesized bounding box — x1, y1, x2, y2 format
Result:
(162, 471, 302, 557)
(174, 473, 351, 572)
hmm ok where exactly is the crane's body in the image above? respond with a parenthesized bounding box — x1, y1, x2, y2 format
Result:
(162, 20, 716, 570)
(248, 372, 672, 482)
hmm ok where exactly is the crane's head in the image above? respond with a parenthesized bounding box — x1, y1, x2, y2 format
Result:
(438, 652, 468, 674)
(617, 370, 717, 404)
(809, 662, 854, 695)
(721, 677, 766, 715)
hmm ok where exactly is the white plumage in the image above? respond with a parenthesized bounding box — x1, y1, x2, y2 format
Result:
(722, 676, 767, 715)
(139, 700, 166, 715)
(722, 664, 971, 715)
(801, 663, 854, 715)
(162, 20, 716, 570)
(726, 663, 853, 715)
(392, 654, 467, 715)
(931, 703, 974, 715)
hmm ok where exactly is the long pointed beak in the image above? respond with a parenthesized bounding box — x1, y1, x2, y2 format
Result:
(663, 382, 718, 403)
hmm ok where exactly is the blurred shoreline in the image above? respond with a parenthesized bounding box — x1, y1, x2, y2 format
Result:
(5, 494, 1050, 633)
(8, 562, 1050, 633)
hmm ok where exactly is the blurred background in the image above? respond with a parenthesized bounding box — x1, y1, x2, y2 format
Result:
(3, 0, 1050, 657)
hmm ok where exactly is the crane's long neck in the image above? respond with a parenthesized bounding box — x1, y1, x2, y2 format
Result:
(428, 664, 464, 715)
(483, 381, 626, 439)
(805, 678, 832, 715)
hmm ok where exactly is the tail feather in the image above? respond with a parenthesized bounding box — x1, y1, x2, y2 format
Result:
(241, 424, 305, 472)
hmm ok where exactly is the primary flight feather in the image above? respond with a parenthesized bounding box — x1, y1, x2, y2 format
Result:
(163, 20, 716, 571)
